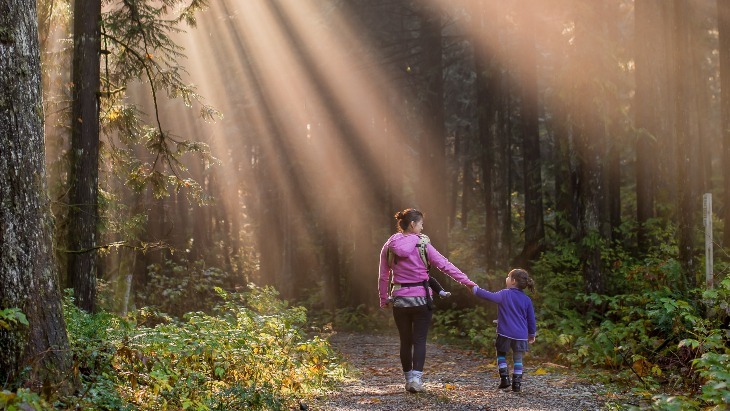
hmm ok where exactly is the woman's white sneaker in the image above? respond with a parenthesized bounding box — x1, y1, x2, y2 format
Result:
(408, 371, 425, 393)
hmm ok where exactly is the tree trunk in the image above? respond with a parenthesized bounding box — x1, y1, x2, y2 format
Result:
(673, 0, 700, 291)
(460, 133, 473, 229)
(418, 5, 449, 252)
(516, 1, 545, 266)
(476, 0, 510, 271)
(634, 0, 668, 251)
(450, 130, 461, 230)
(551, 102, 576, 236)
(573, 3, 609, 294)
(67, 0, 101, 312)
(718, 0, 730, 246)
(603, 2, 622, 236)
(0, 0, 71, 388)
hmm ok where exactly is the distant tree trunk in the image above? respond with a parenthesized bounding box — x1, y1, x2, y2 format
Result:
(0, 0, 71, 387)
(322, 225, 341, 312)
(673, 0, 700, 290)
(551, 102, 576, 235)
(278, 194, 294, 299)
(573, 3, 609, 294)
(460, 132, 473, 229)
(67, 0, 101, 312)
(634, 0, 667, 251)
(604, 3, 622, 235)
(450, 131, 461, 229)
(419, 5, 448, 252)
(476, 1, 510, 272)
(516, 2, 545, 266)
(718, 0, 730, 246)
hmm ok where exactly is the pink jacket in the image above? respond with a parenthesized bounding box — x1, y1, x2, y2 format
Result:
(378, 233, 477, 307)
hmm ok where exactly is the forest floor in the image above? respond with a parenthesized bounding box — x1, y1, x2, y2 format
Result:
(309, 332, 642, 411)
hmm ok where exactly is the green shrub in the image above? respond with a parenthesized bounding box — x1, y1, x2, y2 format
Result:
(61, 284, 345, 410)
(431, 305, 496, 350)
(136, 258, 241, 317)
(0, 388, 51, 411)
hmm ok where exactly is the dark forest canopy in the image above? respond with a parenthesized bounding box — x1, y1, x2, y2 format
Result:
(66, 0, 725, 306)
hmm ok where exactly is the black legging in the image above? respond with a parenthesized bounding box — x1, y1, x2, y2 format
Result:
(392, 305, 433, 372)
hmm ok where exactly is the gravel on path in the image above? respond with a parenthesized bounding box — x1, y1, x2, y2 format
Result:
(310, 332, 626, 411)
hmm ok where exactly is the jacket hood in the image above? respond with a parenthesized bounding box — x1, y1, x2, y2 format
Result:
(388, 233, 420, 258)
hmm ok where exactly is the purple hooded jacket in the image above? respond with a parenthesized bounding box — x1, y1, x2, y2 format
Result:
(378, 233, 477, 308)
(473, 286, 536, 341)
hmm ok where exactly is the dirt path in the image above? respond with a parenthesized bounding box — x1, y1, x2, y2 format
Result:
(311, 332, 623, 411)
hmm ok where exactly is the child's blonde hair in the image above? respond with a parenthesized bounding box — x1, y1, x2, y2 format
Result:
(509, 268, 535, 292)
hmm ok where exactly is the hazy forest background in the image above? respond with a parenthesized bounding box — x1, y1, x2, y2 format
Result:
(1, 0, 730, 409)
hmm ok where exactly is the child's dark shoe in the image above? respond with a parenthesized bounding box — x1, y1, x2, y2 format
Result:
(498, 369, 511, 389)
(511, 374, 522, 392)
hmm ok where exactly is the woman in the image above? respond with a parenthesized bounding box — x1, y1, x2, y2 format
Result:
(378, 208, 477, 393)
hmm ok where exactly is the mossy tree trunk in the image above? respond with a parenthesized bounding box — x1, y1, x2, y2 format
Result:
(0, 0, 71, 389)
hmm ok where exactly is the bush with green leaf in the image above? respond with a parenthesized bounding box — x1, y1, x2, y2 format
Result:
(431, 305, 498, 351)
(0, 309, 52, 411)
(136, 257, 241, 317)
(649, 276, 730, 409)
(61, 284, 345, 410)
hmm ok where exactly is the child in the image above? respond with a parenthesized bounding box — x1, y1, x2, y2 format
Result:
(472, 268, 536, 392)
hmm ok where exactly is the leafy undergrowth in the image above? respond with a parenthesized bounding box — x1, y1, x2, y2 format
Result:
(430, 276, 730, 410)
(2, 285, 346, 410)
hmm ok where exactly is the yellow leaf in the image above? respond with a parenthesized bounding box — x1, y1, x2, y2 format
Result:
(632, 358, 651, 377)
(533, 367, 548, 375)
(444, 383, 457, 390)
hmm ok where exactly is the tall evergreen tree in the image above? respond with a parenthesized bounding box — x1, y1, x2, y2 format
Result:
(673, 0, 700, 290)
(634, 0, 669, 251)
(573, 2, 610, 294)
(515, 0, 545, 266)
(718, 0, 730, 246)
(418, 4, 449, 252)
(0, 0, 71, 387)
(68, 0, 101, 312)
(475, 1, 511, 270)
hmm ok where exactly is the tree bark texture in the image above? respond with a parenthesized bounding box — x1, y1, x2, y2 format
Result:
(0, 0, 71, 387)
(67, 0, 101, 312)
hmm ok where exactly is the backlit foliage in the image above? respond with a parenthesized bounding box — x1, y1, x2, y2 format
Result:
(55, 285, 345, 410)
